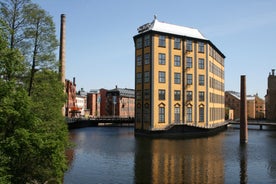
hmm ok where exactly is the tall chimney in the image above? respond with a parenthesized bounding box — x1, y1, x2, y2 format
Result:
(272, 69, 275, 76)
(240, 75, 248, 143)
(59, 14, 66, 83)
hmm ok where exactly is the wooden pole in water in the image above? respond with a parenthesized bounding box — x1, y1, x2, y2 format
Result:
(240, 75, 248, 143)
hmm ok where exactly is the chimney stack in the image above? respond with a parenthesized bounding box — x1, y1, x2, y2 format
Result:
(272, 69, 275, 76)
(59, 14, 66, 83)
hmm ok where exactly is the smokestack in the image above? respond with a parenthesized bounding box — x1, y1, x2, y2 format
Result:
(59, 14, 66, 83)
(272, 69, 275, 76)
(240, 75, 248, 144)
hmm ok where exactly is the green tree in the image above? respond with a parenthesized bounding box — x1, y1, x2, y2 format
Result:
(23, 3, 58, 96)
(0, 1, 70, 183)
(0, 37, 69, 184)
(0, 0, 31, 49)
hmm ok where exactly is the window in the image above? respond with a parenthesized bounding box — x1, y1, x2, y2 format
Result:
(187, 107, 192, 122)
(144, 89, 150, 99)
(159, 53, 166, 65)
(137, 72, 142, 83)
(159, 106, 165, 123)
(199, 107, 204, 122)
(137, 55, 142, 66)
(159, 71, 166, 83)
(136, 90, 142, 100)
(174, 73, 181, 84)
(174, 106, 180, 123)
(199, 75, 205, 86)
(144, 53, 150, 64)
(144, 35, 150, 47)
(136, 38, 142, 49)
(187, 91, 192, 101)
(174, 90, 181, 101)
(144, 71, 150, 83)
(186, 40, 192, 51)
(174, 37, 181, 49)
(174, 55, 181, 67)
(186, 57, 192, 68)
(198, 58, 204, 69)
(187, 74, 192, 85)
(159, 89, 165, 100)
(198, 42, 204, 53)
(159, 35, 166, 47)
(199, 91, 205, 101)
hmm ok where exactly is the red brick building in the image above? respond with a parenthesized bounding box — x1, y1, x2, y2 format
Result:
(87, 89, 108, 117)
(266, 69, 276, 121)
(65, 77, 77, 117)
(106, 87, 135, 118)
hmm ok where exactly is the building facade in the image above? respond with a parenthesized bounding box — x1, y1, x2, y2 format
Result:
(65, 78, 77, 117)
(133, 18, 225, 132)
(265, 69, 276, 121)
(225, 91, 265, 120)
(106, 87, 135, 118)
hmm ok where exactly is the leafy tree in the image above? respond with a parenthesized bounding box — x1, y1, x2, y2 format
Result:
(0, 0, 31, 49)
(0, 1, 70, 183)
(23, 3, 58, 96)
(0, 37, 69, 184)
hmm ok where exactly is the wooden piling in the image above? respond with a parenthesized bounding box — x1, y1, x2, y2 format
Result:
(240, 75, 248, 143)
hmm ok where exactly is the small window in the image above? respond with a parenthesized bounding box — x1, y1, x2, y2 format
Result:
(136, 73, 142, 83)
(174, 37, 181, 49)
(199, 75, 205, 86)
(159, 89, 165, 100)
(144, 89, 150, 99)
(136, 38, 142, 49)
(198, 42, 204, 53)
(199, 91, 205, 101)
(174, 90, 181, 101)
(144, 53, 150, 65)
(136, 90, 142, 100)
(186, 40, 192, 51)
(174, 73, 181, 84)
(187, 91, 192, 101)
(137, 55, 142, 66)
(144, 71, 150, 83)
(159, 53, 166, 65)
(186, 57, 192, 68)
(159, 71, 166, 83)
(144, 35, 150, 47)
(159, 35, 166, 47)
(174, 55, 181, 67)
(198, 58, 204, 69)
(187, 74, 192, 85)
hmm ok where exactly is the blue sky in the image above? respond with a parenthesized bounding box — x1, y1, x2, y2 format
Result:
(33, 0, 276, 98)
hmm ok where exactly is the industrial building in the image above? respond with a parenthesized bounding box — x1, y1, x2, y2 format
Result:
(133, 17, 226, 134)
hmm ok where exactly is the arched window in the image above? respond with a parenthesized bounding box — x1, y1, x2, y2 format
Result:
(158, 103, 165, 123)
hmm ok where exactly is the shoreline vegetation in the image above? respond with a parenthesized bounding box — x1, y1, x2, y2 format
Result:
(0, 0, 70, 183)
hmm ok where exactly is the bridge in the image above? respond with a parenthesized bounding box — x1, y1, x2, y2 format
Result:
(228, 121, 276, 130)
(66, 116, 135, 129)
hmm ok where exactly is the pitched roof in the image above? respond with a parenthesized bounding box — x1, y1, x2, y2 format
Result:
(137, 18, 207, 40)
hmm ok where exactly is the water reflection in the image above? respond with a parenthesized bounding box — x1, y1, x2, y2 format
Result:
(135, 135, 225, 184)
(64, 127, 276, 184)
(239, 144, 248, 184)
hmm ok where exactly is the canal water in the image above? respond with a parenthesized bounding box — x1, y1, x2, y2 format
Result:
(64, 126, 276, 184)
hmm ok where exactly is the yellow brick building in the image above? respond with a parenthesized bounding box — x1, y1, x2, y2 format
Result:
(133, 18, 225, 134)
